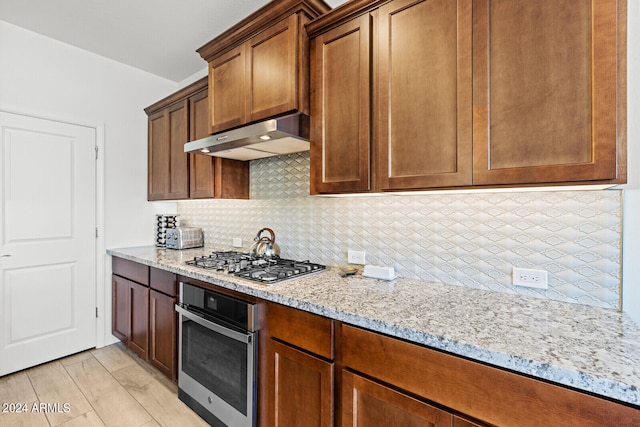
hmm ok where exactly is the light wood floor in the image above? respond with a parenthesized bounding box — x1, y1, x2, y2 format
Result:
(0, 343, 209, 427)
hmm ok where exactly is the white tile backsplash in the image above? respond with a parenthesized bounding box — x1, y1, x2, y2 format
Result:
(178, 152, 622, 309)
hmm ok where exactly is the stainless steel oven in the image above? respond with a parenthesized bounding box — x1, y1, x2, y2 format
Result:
(175, 282, 257, 427)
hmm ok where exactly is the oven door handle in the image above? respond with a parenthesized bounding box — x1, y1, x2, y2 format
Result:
(175, 304, 252, 344)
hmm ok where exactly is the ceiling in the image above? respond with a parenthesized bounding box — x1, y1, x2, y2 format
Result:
(0, 0, 347, 82)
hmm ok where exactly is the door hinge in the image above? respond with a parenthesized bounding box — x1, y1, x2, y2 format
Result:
(96, 227, 99, 238)
(95, 145, 99, 160)
(95, 307, 99, 318)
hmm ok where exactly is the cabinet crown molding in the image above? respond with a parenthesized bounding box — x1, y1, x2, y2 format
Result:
(306, 0, 389, 37)
(196, 0, 331, 62)
(144, 76, 207, 115)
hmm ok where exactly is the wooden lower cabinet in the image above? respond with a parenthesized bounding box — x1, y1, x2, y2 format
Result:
(260, 302, 335, 426)
(149, 289, 177, 381)
(341, 370, 451, 427)
(453, 416, 484, 427)
(111, 274, 129, 342)
(127, 280, 150, 360)
(112, 268, 639, 424)
(112, 258, 178, 382)
(111, 273, 149, 360)
(264, 339, 334, 427)
(341, 324, 640, 427)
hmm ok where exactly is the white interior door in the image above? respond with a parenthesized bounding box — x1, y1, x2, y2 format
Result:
(0, 112, 96, 376)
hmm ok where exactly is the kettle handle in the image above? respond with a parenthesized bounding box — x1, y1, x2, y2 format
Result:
(254, 227, 276, 243)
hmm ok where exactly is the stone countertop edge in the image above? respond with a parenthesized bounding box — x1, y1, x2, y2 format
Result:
(107, 246, 640, 407)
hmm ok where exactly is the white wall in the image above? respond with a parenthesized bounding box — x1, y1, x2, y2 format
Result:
(177, 67, 208, 89)
(622, 2, 640, 324)
(0, 20, 178, 345)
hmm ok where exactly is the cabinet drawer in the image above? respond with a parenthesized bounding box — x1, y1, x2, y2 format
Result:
(266, 302, 333, 360)
(150, 267, 176, 296)
(112, 257, 149, 286)
(341, 324, 640, 427)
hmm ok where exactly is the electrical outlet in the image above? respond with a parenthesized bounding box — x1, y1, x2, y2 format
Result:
(232, 237, 242, 248)
(512, 267, 548, 289)
(348, 250, 366, 265)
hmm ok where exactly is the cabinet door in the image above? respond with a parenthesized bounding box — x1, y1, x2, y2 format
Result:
(166, 101, 190, 199)
(247, 14, 299, 121)
(112, 274, 129, 342)
(378, 0, 472, 190)
(342, 370, 451, 427)
(128, 281, 149, 360)
(189, 89, 216, 199)
(147, 110, 169, 200)
(189, 88, 250, 199)
(149, 289, 177, 381)
(264, 339, 333, 427)
(209, 45, 247, 134)
(310, 14, 372, 194)
(147, 101, 189, 200)
(472, 0, 620, 185)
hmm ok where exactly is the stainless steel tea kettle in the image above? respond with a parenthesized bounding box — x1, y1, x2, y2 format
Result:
(250, 228, 281, 258)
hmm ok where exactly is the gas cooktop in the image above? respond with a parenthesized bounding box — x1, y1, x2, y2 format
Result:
(185, 251, 326, 285)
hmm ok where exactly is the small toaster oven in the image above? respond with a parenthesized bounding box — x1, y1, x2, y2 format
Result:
(165, 227, 204, 250)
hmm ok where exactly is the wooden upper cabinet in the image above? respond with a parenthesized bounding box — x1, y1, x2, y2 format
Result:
(190, 86, 250, 199)
(146, 77, 249, 200)
(377, 0, 473, 190)
(472, 0, 625, 185)
(309, 0, 473, 194)
(147, 100, 189, 200)
(248, 14, 299, 122)
(209, 14, 298, 134)
(188, 88, 218, 199)
(167, 101, 190, 199)
(209, 45, 247, 134)
(147, 111, 169, 200)
(308, 0, 625, 194)
(310, 14, 372, 194)
(198, 0, 331, 135)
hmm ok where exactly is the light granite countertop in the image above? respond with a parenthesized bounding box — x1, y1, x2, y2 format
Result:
(107, 245, 640, 407)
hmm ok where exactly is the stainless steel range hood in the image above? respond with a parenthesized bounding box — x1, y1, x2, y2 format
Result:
(184, 113, 310, 161)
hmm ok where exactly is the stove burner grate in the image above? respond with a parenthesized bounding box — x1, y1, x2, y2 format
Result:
(185, 251, 326, 284)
